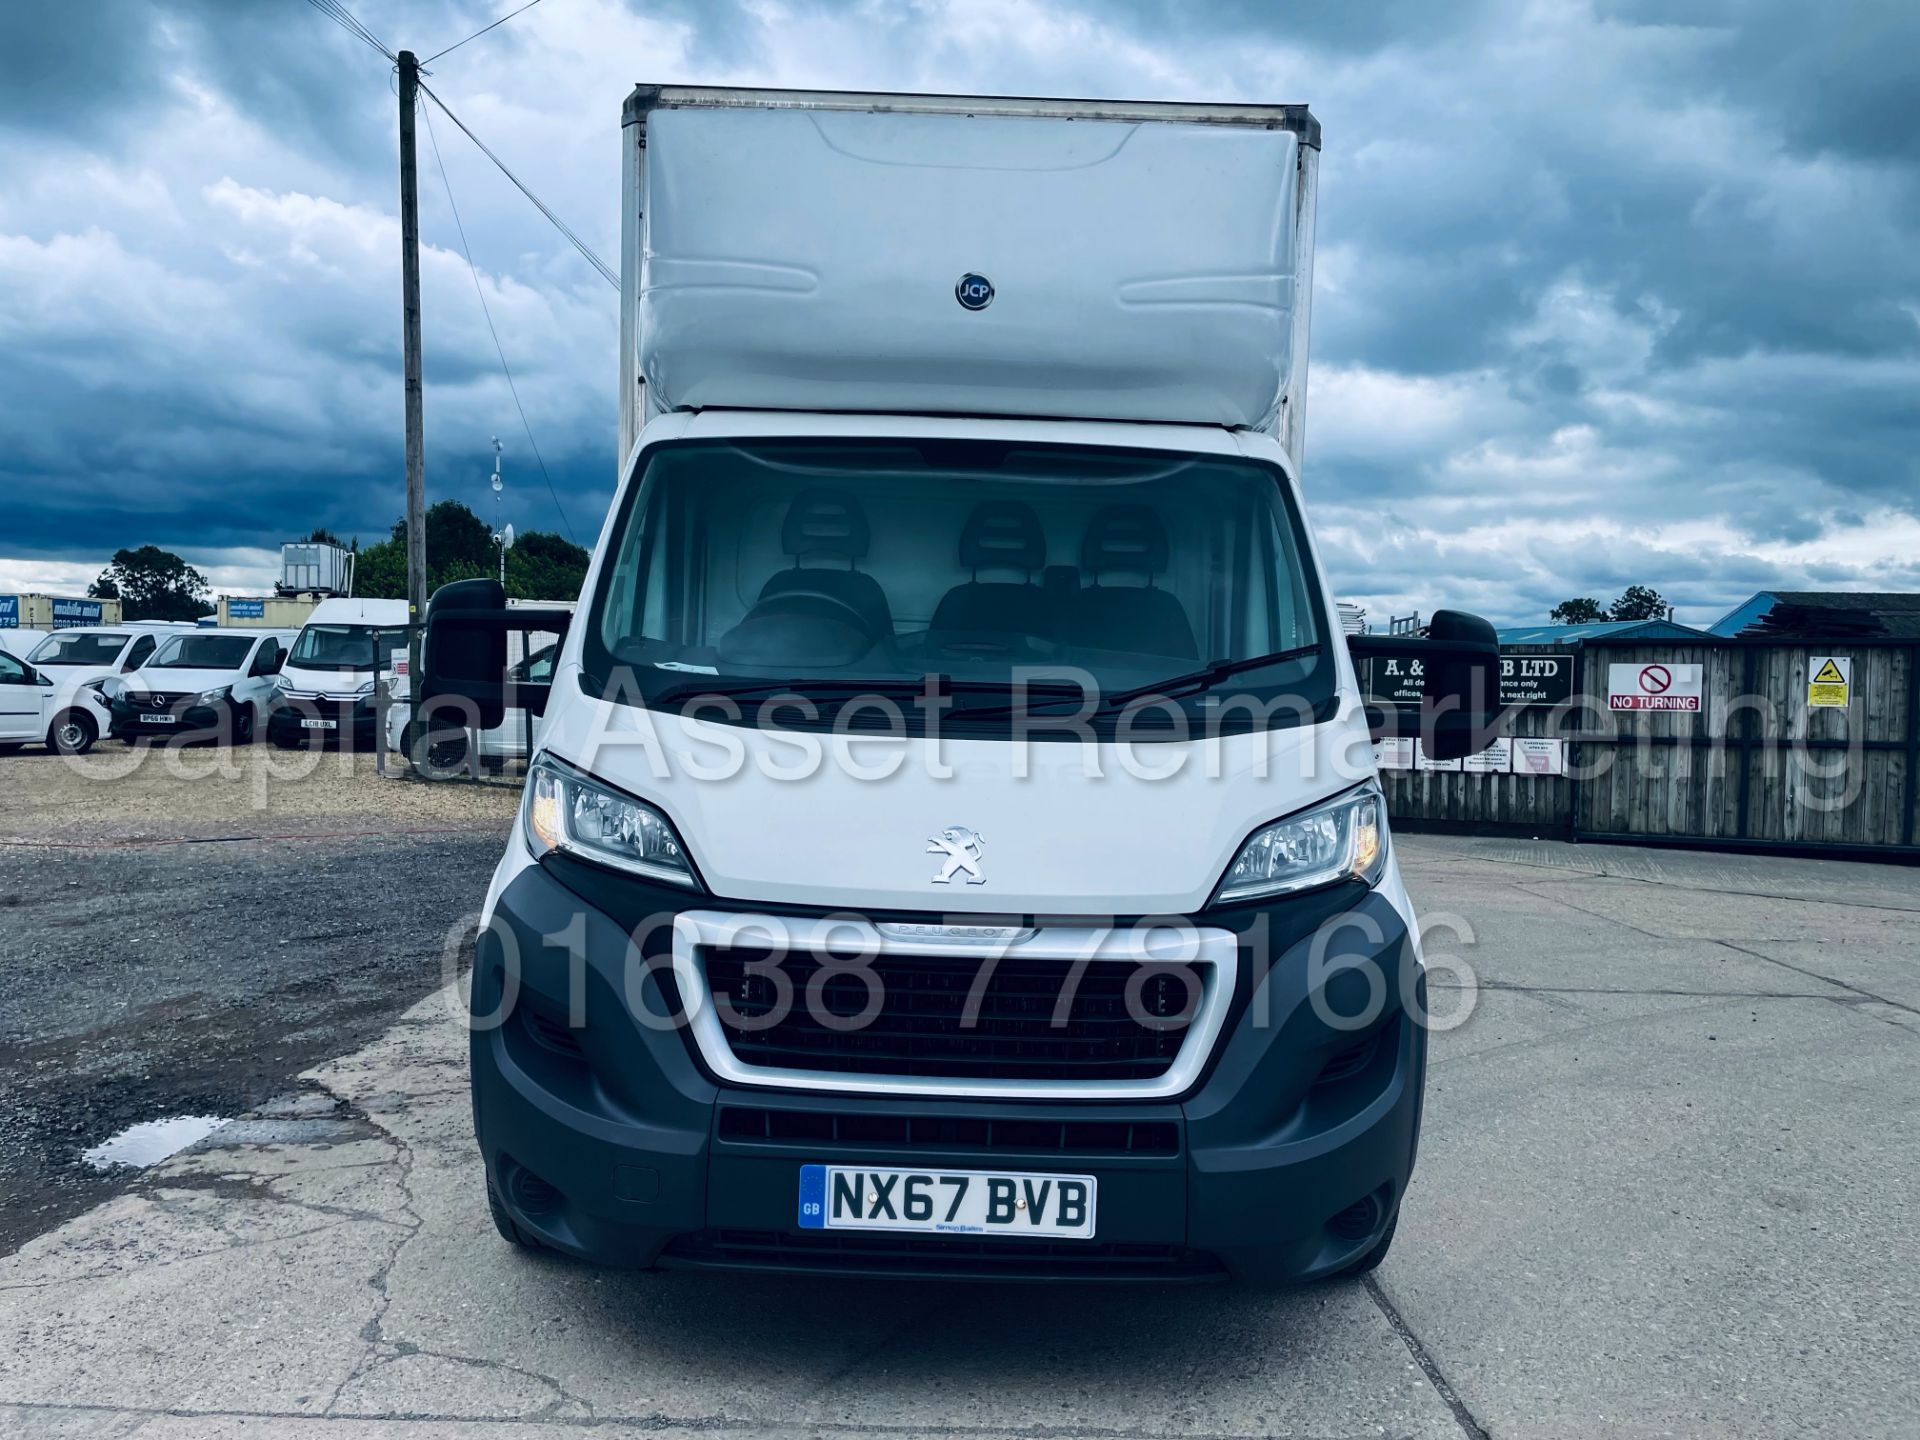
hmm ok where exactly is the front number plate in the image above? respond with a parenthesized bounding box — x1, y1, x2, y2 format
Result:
(140, 714, 177, 724)
(798, 1164, 1096, 1239)
(300, 718, 338, 730)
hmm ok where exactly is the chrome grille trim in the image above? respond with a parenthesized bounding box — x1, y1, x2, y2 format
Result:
(669, 910, 1237, 1101)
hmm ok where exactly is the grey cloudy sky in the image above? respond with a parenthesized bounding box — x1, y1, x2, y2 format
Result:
(1, 0, 1915, 626)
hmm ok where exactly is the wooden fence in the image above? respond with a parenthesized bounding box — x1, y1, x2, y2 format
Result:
(1378, 638, 1920, 858)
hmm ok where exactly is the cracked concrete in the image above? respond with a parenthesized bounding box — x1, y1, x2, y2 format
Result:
(1, 835, 1917, 1437)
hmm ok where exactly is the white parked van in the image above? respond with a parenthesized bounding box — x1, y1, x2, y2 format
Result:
(0, 648, 113, 754)
(421, 88, 1498, 1285)
(15, 624, 189, 753)
(24, 624, 186, 690)
(267, 597, 409, 748)
(106, 628, 299, 744)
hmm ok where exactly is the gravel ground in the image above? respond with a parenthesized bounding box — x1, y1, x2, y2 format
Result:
(0, 747, 519, 1253)
(0, 744, 520, 844)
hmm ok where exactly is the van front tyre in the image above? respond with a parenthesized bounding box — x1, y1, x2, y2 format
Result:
(486, 1174, 540, 1251)
(49, 711, 96, 756)
(232, 704, 256, 746)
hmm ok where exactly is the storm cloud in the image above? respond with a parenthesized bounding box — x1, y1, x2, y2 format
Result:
(1, 0, 1915, 625)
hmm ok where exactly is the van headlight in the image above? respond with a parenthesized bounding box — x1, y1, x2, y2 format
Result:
(524, 754, 697, 888)
(198, 686, 232, 705)
(1215, 783, 1387, 904)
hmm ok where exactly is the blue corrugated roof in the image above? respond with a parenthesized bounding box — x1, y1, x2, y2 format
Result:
(1496, 619, 1710, 646)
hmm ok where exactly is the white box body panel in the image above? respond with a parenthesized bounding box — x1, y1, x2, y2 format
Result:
(625, 89, 1314, 453)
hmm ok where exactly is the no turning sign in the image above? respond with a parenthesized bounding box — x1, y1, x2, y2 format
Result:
(1608, 662, 1704, 712)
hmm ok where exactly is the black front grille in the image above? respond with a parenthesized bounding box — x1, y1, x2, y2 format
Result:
(718, 1106, 1179, 1156)
(662, 1228, 1223, 1281)
(702, 944, 1202, 1082)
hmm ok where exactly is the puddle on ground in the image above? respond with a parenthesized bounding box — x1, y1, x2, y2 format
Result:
(81, 1115, 231, 1171)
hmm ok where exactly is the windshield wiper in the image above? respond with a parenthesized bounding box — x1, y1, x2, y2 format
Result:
(1085, 644, 1324, 715)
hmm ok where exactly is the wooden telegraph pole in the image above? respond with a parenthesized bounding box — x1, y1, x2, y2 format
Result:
(397, 50, 427, 713)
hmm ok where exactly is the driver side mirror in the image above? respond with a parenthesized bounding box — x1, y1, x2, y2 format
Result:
(1347, 609, 1503, 762)
(423, 579, 509, 729)
(422, 579, 573, 730)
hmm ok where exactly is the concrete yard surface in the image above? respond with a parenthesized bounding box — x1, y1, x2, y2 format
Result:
(0, 835, 1916, 1438)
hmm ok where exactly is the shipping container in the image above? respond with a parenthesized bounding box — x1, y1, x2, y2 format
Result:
(217, 595, 318, 629)
(0, 593, 124, 630)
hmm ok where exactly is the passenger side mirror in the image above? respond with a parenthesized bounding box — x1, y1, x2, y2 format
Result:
(1347, 609, 1503, 762)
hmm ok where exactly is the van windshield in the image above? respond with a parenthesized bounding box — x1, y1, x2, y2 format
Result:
(28, 633, 128, 666)
(150, 635, 254, 670)
(583, 438, 1333, 736)
(290, 625, 402, 672)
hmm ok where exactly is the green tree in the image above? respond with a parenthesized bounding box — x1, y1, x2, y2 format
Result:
(88, 546, 215, 621)
(1609, 585, 1671, 622)
(506, 530, 590, 601)
(352, 500, 515, 599)
(1549, 597, 1607, 624)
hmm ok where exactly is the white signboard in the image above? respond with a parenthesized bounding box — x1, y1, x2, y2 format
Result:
(1512, 737, 1567, 777)
(1371, 737, 1413, 771)
(1462, 738, 1513, 773)
(1414, 742, 1462, 772)
(1608, 662, 1704, 713)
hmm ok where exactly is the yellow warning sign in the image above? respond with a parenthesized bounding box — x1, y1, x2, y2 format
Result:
(1808, 655, 1851, 708)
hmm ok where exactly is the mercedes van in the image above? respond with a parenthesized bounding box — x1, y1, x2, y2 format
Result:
(420, 87, 1498, 1285)
(107, 627, 298, 744)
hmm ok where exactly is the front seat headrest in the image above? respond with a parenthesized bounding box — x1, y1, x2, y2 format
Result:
(1081, 504, 1170, 576)
(782, 488, 870, 561)
(958, 501, 1046, 574)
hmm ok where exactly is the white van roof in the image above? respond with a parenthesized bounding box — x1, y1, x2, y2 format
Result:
(305, 598, 410, 626)
(628, 86, 1313, 433)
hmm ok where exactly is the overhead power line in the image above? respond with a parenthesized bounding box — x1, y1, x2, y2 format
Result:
(416, 80, 619, 290)
(424, 0, 549, 65)
(421, 102, 579, 543)
(301, 0, 395, 60)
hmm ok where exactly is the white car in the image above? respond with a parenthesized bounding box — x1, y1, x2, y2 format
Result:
(105, 628, 300, 745)
(0, 628, 50, 662)
(0, 648, 114, 754)
(23, 624, 191, 694)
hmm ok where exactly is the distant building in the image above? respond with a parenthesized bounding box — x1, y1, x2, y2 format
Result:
(1709, 591, 1920, 639)
(1496, 618, 1709, 646)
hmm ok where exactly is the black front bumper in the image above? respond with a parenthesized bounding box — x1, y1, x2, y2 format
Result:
(108, 697, 229, 739)
(473, 858, 1427, 1285)
(265, 698, 377, 744)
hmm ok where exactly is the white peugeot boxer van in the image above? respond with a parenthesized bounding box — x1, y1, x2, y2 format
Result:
(421, 87, 1498, 1284)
